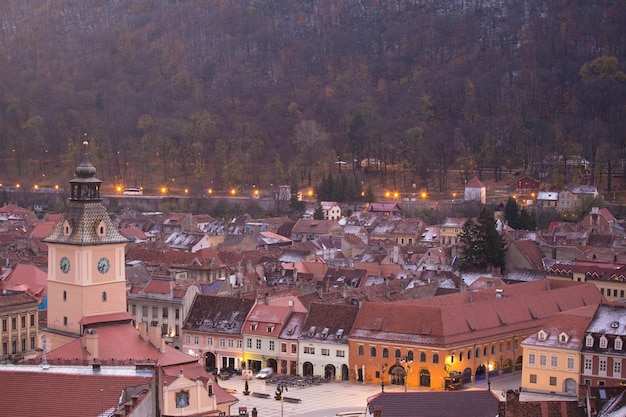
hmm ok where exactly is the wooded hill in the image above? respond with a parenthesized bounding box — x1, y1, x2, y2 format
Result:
(0, 0, 624, 196)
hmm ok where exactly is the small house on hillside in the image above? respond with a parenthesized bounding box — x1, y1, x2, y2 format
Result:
(464, 176, 486, 204)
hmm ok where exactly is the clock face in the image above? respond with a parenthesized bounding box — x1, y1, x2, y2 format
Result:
(60, 257, 70, 274)
(97, 257, 110, 274)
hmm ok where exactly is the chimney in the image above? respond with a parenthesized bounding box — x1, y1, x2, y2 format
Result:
(84, 329, 99, 361)
(495, 289, 504, 299)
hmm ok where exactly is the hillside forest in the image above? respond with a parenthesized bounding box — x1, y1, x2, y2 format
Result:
(0, 0, 624, 197)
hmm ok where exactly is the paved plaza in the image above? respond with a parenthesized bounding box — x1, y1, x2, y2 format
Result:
(217, 372, 527, 417)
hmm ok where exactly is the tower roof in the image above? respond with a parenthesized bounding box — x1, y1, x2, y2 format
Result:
(68, 141, 102, 202)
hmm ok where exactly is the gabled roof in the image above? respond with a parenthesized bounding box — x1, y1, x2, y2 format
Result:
(521, 304, 598, 350)
(350, 280, 603, 347)
(183, 295, 255, 335)
(292, 218, 339, 234)
(2, 263, 48, 300)
(510, 239, 546, 270)
(0, 366, 153, 417)
(299, 302, 358, 344)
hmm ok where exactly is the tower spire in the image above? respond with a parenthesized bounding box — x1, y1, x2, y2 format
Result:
(69, 140, 102, 201)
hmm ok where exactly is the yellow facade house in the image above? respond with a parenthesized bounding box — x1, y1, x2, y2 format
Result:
(521, 304, 598, 395)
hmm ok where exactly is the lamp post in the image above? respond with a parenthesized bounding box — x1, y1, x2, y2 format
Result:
(380, 363, 387, 393)
(276, 383, 288, 417)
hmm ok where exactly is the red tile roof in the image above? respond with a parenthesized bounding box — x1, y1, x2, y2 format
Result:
(2, 263, 48, 301)
(0, 366, 153, 417)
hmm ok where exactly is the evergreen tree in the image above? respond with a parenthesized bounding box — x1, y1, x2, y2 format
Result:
(459, 208, 506, 270)
(313, 202, 325, 219)
(289, 179, 305, 212)
(519, 207, 536, 230)
(503, 197, 522, 229)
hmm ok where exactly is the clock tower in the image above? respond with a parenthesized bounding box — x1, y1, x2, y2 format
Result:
(44, 141, 131, 338)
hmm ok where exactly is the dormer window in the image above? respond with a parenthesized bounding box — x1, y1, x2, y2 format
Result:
(96, 220, 106, 237)
(308, 326, 316, 337)
(335, 329, 344, 339)
(600, 335, 608, 349)
(63, 220, 72, 236)
(616, 337, 623, 351)
(321, 328, 329, 338)
(538, 330, 548, 341)
(250, 323, 258, 331)
(586, 334, 594, 347)
(266, 325, 275, 333)
(559, 332, 569, 343)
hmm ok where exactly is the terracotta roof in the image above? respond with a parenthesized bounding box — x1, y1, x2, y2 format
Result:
(0, 291, 39, 308)
(522, 304, 598, 350)
(0, 366, 153, 417)
(511, 239, 546, 270)
(78, 311, 134, 325)
(2, 263, 48, 300)
(29, 221, 56, 239)
(351, 281, 603, 347)
(292, 218, 339, 234)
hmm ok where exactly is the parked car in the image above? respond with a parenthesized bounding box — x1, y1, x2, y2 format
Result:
(255, 367, 274, 379)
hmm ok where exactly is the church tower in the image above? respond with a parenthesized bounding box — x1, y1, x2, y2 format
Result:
(44, 141, 131, 338)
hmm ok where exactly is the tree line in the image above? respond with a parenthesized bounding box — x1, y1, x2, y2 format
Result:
(0, 0, 624, 196)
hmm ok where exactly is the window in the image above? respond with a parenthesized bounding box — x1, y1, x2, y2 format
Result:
(131, 304, 136, 316)
(600, 358, 607, 374)
(219, 338, 225, 347)
(162, 308, 168, 319)
(2, 319, 6, 332)
(432, 353, 439, 364)
(567, 357, 575, 371)
(483, 347, 487, 356)
(304, 346, 315, 354)
(475, 348, 480, 358)
(370, 347, 377, 357)
(237, 340, 242, 348)
(291, 344, 297, 354)
(539, 354, 547, 368)
(321, 348, 330, 356)
(12, 317, 16, 329)
(407, 351, 414, 362)
(528, 353, 536, 366)
(550, 355, 558, 369)
(269, 340, 275, 351)
(63, 316, 67, 326)
(336, 350, 345, 357)
(420, 352, 426, 362)
(586, 334, 594, 347)
(30, 337, 35, 350)
(21, 338, 25, 352)
(395, 349, 401, 359)
(491, 345, 495, 355)
(382, 348, 389, 358)
(614, 360, 622, 376)
(281, 343, 287, 353)
(256, 339, 261, 349)
(600, 336, 608, 349)
(142, 306, 148, 318)
(549, 376, 557, 386)
(228, 339, 233, 348)
(584, 357, 592, 372)
(185, 335, 190, 344)
(246, 338, 252, 349)
(194, 336, 199, 345)
(358, 345, 364, 356)
(530, 374, 537, 384)
(63, 291, 67, 301)
(175, 309, 180, 320)
(101, 292, 107, 302)
(207, 337, 213, 346)
(468, 350, 472, 360)
(459, 352, 463, 362)
(152, 307, 157, 318)
(616, 338, 623, 350)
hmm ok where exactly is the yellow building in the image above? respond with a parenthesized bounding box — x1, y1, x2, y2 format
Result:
(547, 260, 626, 302)
(521, 305, 598, 395)
(348, 280, 603, 390)
(439, 217, 466, 246)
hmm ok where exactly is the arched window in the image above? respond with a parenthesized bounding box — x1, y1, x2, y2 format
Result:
(491, 345, 495, 354)
(475, 349, 480, 358)
(370, 347, 377, 357)
(358, 346, 364, 356)
(407, 351, 414, 362)
(102, 291, 107, 302)
(483, 346, 487, 356)
(459, 352, 463, 362)
(382, 348, 389, 358)
(432, 354, 439, 364)
(395, 349, 401, 359)
(468, 350, 472, 360)
(420, 352, 426, 362)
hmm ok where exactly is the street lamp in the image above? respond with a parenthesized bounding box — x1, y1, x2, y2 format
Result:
(275, 383, 288, 417)
(380, 363, 387, 392)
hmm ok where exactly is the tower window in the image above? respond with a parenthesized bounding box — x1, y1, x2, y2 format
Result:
(63, 316, 67, 326)
(102, 292, 107, 302)
(63, 291, 67, 301)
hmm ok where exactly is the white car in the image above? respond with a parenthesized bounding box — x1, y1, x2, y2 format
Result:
(255, 367, 274, 379)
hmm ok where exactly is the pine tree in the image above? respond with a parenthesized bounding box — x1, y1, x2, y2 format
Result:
(459, 208, 506, 270)
(504, 197, 522, 229)
(313, 202, 325, 219)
